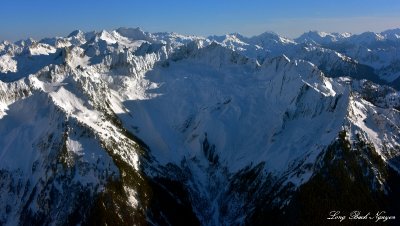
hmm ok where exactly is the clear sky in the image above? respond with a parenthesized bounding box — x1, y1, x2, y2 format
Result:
(1, 0, 400, 41)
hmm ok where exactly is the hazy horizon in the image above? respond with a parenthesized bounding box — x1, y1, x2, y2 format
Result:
(1, 0, 400, 41)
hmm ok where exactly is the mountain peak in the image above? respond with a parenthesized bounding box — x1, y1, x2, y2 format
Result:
(250, 31, 295, 46)
(67, 29, 84, 38)
(116, 27, 154, 42)
(350, 31, 385, 43)
(295, 30, 345, 44)
(381, 28, 400, 40)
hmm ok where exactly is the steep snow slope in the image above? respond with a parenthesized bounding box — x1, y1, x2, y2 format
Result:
(0, 88, 119, 225)
(0, 62, 150, 225)
(120, 52, 346, 171)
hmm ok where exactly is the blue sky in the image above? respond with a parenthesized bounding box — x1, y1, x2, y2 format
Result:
(1, 0, 400, 41)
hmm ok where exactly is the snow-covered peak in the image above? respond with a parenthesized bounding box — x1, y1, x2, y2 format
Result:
(150, 32, 205, 50)
(169, 41, 252, 69)
(67, 29, 84, 38)
(349, 31, 385, 44)
(250, 31, 296, 45)
(381, 28, 400, 40)
(15, 38, 36, 47)
(96, 30, 118, 44)
(0, 40, 12, 48)
(262, 54, 336, 95)
(209, 33, 248, 45)
(28, 42, 56, 56)
(295, 30, 349, 44)
(116, 27, 154, 42)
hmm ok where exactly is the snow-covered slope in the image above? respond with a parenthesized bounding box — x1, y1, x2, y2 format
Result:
(1, 28, 400, 225)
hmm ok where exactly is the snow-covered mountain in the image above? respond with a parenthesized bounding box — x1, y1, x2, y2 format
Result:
(1, 28, 400, 225)
(295, 30, 400, 85)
